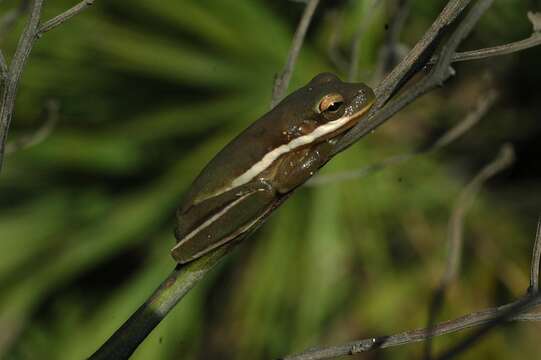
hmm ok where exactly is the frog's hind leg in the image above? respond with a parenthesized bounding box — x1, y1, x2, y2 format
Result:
(172, 184, 276, 264)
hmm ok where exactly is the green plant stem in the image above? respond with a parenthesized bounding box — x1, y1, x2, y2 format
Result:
(88, 247, 228, 360)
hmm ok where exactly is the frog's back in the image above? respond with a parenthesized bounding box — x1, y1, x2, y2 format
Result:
(179, 107, 290, 212)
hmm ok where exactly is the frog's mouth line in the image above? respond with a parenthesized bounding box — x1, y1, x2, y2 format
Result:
(227, 100, 374, 190)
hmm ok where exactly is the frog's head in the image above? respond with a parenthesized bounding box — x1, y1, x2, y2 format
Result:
(278, 73, 375, 141)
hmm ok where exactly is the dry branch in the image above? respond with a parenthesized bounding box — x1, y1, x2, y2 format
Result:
(38, 0, 95, 36)
(282, 297, 541, 360)
(0, 0, 96, 172)
(424, 144, 515, 359)
(429, 33, 541, 64)
(370, 0, 471, 109)
(333, 0, 482, 154)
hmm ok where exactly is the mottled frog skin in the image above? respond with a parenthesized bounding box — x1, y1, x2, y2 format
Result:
(172, 73, 375, 264)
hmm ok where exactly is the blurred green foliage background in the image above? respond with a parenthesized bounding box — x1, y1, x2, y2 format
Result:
(0, 0, 540, 359)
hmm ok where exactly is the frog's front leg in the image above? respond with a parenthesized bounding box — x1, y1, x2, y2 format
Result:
(270, 140, 335, 194)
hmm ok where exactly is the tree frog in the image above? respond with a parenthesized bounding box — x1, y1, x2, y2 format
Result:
(172, 73, 375, 264)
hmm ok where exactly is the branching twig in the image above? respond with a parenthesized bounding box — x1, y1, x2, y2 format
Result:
(370, 0, 471, 110)
(0, 0, 95, 172)
(271, 0, 320, 108)
(37, 0, 95, 37)
(424, 144, 515, 359)
(307, 89, 498, 186)
(429, 33, 541, 64)
(333, 0, 484, 155)
(344, 7, 539, 155)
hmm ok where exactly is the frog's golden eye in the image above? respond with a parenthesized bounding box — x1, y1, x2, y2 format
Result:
(318, 93, 345, 114)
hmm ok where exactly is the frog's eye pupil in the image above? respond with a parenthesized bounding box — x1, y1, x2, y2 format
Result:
(327, 101, 343, 112)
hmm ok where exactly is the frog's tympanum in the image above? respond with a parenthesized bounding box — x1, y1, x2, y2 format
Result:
(172, 73, 375, 263)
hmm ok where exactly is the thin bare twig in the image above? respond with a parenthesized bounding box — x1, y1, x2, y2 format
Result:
(37, 0, 95, 36)
(443, 144, 515, 284)
(0, 0, 44, 172)
(282, 297, 541, 360)
(5, 100, 59, 154)
(434, 294, 541, 360)
(429, 33, 541, 64)
(371, 0, 471, 109)
(271, 0, 320, 108)
(348, 0, 381, 81)
(0, 0, 95, 172)
(424, 144, 515, 359)
(307, 89, 498, 186)
(530, 217, 541, 293)
(333, 0, 480, 155)
(432, 90, 498, 149)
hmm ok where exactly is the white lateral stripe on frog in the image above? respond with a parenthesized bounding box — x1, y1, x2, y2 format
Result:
(230, 114, 354, 188)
